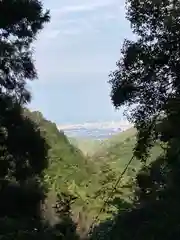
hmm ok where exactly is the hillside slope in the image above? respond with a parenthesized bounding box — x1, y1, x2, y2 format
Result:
(24, 109, 95, 192)
(21, 112, 163, 231)
(69, 137, 102, 156)
(92, 127, 162, 169)
(70, 128, 136, 156)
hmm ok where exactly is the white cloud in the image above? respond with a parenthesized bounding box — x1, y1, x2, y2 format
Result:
(40, 0, 124, 40)
(60, 28, 82, 35)
(51, 0, 116, 15)
(34, 0, 130, 82)
(46, 29, 60, 39)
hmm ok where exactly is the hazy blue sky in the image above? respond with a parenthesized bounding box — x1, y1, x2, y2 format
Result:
(28, 0, 134, 124)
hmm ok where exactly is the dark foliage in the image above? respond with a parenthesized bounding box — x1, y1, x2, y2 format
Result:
(0, 0, 50, 103)
(0, 100, 82, 239)
(0, 1, 81, 239)
(109, 0, 180, 160)
(0, 98, 49, 182)
(90, 0, 180, 239)
(0, 0, 50, 229)
(0, 102, 48, 239)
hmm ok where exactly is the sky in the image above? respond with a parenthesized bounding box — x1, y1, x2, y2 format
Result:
(28, 0, 134, 125)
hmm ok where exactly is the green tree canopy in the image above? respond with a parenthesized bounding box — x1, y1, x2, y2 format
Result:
(0, 1, 52, 239)
(0, 0, 50, 103)
(109, 0, 180, 160)
(91, 1, 180, 239)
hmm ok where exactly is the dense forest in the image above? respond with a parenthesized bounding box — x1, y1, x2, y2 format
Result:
(1, 0, 180, 239)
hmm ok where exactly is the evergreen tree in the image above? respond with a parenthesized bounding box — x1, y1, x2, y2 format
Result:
(0, 0, 50, 103)
(90, 0, 180, 239)
(0, 1, 51, 239)
(109, 0, 180, 160)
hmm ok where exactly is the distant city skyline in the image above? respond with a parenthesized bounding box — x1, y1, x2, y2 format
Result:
(59, 120, 133, 140)
(58, 119, 132, 130)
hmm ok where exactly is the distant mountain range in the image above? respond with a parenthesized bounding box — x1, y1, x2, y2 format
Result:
(58, 121, 133, 140)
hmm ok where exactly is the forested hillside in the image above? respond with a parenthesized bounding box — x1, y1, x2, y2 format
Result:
(15, 107, 163, 237)
(0, 103, 163, 239)
(1, 0, 180, 239)
(25, 109, 92, 190)
(23, 110, 97, 228)
(24, 110, 141, 231)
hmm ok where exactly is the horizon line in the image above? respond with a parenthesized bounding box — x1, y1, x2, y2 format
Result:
(58, 120, 132, 130)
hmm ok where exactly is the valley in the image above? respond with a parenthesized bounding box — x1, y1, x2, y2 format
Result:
(0, 107, 163, 239)
(1, 0, 179, 239)
(26, 110, 162, 236)
(61, 121, 133, 155)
